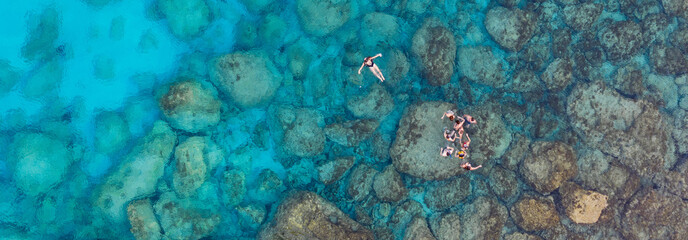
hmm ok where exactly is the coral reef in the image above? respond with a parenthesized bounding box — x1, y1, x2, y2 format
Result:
(257, 191, 374, 239)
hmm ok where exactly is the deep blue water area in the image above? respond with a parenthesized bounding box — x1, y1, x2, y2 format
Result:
(2, 0, 688, 239)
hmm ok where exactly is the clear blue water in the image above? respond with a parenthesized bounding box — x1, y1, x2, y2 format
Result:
(2, 0, 688, 239)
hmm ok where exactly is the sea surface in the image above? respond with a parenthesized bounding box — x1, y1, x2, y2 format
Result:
(1, 0, 687, 239)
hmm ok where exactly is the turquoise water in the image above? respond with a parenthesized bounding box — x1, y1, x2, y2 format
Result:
(2, 0, 688, 239)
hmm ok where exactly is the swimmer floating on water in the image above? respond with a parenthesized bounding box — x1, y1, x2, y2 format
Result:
(442, 110, 457, 121)
(460, 133, 471, 151)
(440, 145, 455, 157)
(443, 127, 457, 142)
(358, 53, 385, 82)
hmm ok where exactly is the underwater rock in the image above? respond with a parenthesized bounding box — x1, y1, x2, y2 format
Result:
(511, 195, 559, 231)
(249, 169, 285, 204)
(612, 64, 645, 98)
(257, 191, 374, 239)
(622, 187, 688, 239)
(0, 60, 20, 95)
(598, 21, 643, 61)
(221, 169, 246, 207)
(501, 135, 531, 170)
(9, 132, 73, 197)
(286, 39, 314, 80)
(389, 200, 425, 236)
(460, 196, 508, 240)
(153, 191, 221, 240)
(484, 7, 536, 52)
(559, 181, 608, 224)
(360, 12, 401, 48)
(173, 137, 223, 197)
(318, 156, 354, 185)
(575, 150, 640, 200)
(295, 0, 350, 37)
(347, 163, 379, 201)
(653, 161, 688, 199)
(567, 82, 668, 178)
(210, 50, 283, 108)
(159, 79, 221, 133)
(467, 102, 513, 164)
(278, 107, 325, 157)
(404, 217, 436, 240)
(642, 14, 671, 45)
(504, 232, 543, 240)
(127, 199, 162, 240)
(94, 111, 130, 154)
(236, 203, 267, 230)
(325, 119, 380, 147)
(488, 165, 519, 202)
(660, 0, 688, 17)
(457, 46, 506, 88)
(670, 27, 688, 54)
(383, 49, 410, 87)
(520, 141, 577, 194)
(21, 7, 60, 61)
(24, 58, 62, 98)
(259, 14, 288, 49)
(390, 101, 466, 180)
(424, 176, 470, 211)
(411, 18, 456, 86)
(429, 212, 461, 240)
(649, 44, 688, 75)
(94, 121, 177, 222)
(240, 0, 274, 12)
(506, 69, 542, 93)
(372, 165, 408, 202)
(562, 3, 602, 31)
(158, 0, 211, 39)
(346, 83, 394, 120)
(541, 58, 573, 91)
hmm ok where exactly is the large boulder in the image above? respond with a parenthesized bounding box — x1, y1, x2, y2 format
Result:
(510, 195, 560, 231)
(346, 84, 394, 120)
(153, 191, 221, 240)
(257, 191, 375, 239)
(575, 149, 641, 200)
(411, 18, 456, 86)
(649, 45, 688, 75)
(429, 213, 461, 240)
(209, 51, 282, 108)
(424, 176, 471, 211)
(488, 166, 519, 202)
(347, 164, 379, 201)
(622, 187, 688, 239)
(295, 0, 350, 36)
(0, 60, 20, 95)
(598, 21, 643, 61)
(172, 137, 223, 197)
(562, 3, 603, 31)
(460, 197, 508, 240)
(158, 0, 211, 39)
(520, 141, 577, 194)
(390, 101, 465, 180)
(558, 181, 608, 224)
(94, 121, 177, 222)
(372, 165, 408, 202)
(484, 7, 536, 51)
(158, 79, 221, 133)
(317, 156, 354, 185)
(325, 119, 380, 147)
(466, 103, 513, 164)
(541, 58, 573, 91)
(127, 199, 162, 240)
(277, 107, 326, 157)
(567, 82, 668, 178)
(8, 132, 73, 196)
(457, 46, 507, 88)
(404, 217, 436, 240)
(360, 12, 401, 48)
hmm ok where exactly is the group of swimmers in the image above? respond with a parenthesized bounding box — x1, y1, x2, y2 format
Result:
(440, 110, 482, 171)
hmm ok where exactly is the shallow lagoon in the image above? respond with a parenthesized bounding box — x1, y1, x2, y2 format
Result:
(1, 0, 688, 239)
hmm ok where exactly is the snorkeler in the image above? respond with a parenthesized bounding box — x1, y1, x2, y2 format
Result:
(440, 145, 455, 157)
(442, 110, 457, 121)
(455, 149, 467, 160)
(443, 127, 457, 142)
(454, 117, 465, 131)
(358, 53, 385, 82)
(463, 114, 477, 128)
(461, 162, 482, 171)
(460, 133, 471, 151)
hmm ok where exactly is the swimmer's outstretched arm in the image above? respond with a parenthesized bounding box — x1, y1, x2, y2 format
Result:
(465, 133, 471, 144)
(371, 53, 382, 59)
(357, 63, 365, 74)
